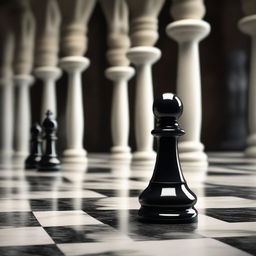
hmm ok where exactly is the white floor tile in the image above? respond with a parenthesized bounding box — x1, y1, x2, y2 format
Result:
(197, 196, 256, 208)
(58, 238, 252, 256)
(33, 210, 103, 227)
(0, 227, 54, 246)
(0, 199, 31, 212)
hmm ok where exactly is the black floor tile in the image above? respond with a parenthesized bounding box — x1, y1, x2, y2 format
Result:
(217, 236, 256, 255)
(0, 212, 40, 228)
(0, 245, 64, 256)
(205, 208, 256, 222)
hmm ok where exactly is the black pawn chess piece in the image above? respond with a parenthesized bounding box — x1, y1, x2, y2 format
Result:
(38, 110, 61, 171)
(138, 93, 198, 223)
(25, 123, 42, 169)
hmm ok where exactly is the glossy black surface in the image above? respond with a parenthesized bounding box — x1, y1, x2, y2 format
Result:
(25, 123, 42, 169)
(138, 93, 198, 223)
(38, 111, 61, 171)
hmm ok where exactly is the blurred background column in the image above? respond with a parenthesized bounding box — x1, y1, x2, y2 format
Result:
(126, 0, 165, 162)
(32, 0, 61, 121)
(101, 0, 134, 161)
(239, 0, 256, 158)
(0, 10, 15, 162)
(58, 0, 96, 163)
(166, 0, 210, 167)
(13, 0, 35, 159)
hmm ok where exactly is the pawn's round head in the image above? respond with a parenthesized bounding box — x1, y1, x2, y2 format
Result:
(153, 93, 183, 119)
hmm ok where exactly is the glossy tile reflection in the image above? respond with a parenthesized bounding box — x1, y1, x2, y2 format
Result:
(0, 153, 255, 255)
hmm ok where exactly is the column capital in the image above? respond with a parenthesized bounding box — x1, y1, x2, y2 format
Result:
(240, 0, 256, 16)
(239, 15, 256, 36)
(59, 0, 96, 56)
(105, 66, 135, 82)
(127, 0, 165, 46)
(32, 0, 61, 67)
(127, 46, 161, 65)
(13, 0, 35, 75)
(59, 56, 90, 73)
(166, 19, 210, 43)
(171, 0, 206, 20)
(34, 66, 62, 81)
(13, 74, 34, 86)
(100, 0, 130, 66)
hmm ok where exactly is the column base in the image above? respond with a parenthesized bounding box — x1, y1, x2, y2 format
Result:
(244, 134, 256, 157)
(244, 147, 256, 158)
(13, 151, 28, 158)
(62, 149, 87, 164)
(132, 151, 156, 162)
(0, 151, 13, 167)
(110, 146, 132, 161)
(178, 141, 208, 168)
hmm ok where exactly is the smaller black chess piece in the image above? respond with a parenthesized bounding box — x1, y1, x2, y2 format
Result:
(138, 93, 198, 223)
(38, 110, 61, 171)
(25, 123, 42, 169)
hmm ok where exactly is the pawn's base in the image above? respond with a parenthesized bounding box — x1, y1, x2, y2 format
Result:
(25, 156, 41, 170)
(138, 206, 198, 224)
(38, 157, 61, 172)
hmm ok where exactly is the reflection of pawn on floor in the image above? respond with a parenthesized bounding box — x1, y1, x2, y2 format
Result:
(38, 110, 61, 171)
(25, 123, 42, 169)
(138, 93, 197, 223)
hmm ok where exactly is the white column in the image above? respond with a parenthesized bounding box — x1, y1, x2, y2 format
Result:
(127, 47, 161, 161)
(13, 75, 33, 158)
(100, 0, 134, 161)
(0, 28, 15, 160)
(34, 67, 61, 120)
(166, 0, 209, 167)
(126, 0, 165, 162)
(239, 15, 256, 157)
(105, 67, 134, 160)
(59, 0, 96, 163)
(32, 0, 62, 121)
(12, 1, 35, 160)
(59, 56, 89, 163)
(0, 78, 14, 158)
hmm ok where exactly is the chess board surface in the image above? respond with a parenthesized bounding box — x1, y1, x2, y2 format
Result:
(0, 152, 256, 256)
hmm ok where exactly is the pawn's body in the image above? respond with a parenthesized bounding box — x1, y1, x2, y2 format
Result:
(38, 111, 61, 171)
(138, 93, 197, 223)
(25, 123, 42, 169)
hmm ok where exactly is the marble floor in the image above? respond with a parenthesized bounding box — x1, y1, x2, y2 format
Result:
(0, 152, 255, 256)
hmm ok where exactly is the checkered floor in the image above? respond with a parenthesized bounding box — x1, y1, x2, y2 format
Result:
(0, 152, 256, 256)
